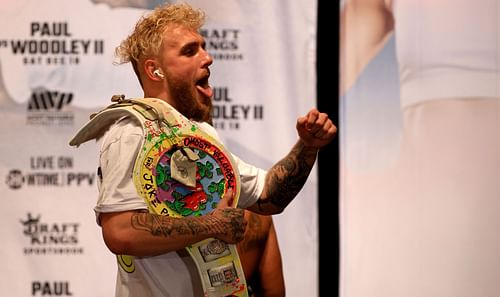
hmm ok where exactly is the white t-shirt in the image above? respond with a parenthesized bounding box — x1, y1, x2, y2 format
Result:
(95, 116, 267, 297)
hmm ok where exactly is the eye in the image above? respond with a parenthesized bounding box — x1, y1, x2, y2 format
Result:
(183, 48, 196, 56)
(181, 43, 198, 56)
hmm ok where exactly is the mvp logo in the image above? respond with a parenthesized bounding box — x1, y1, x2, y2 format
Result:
(28, 90, 73, 111)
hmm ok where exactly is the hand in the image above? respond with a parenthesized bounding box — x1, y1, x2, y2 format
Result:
(210, 188, 247, 244)
(296, 108, 337, 149)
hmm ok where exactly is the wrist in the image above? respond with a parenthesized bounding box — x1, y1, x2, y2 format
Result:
(298, 138, 321, 152)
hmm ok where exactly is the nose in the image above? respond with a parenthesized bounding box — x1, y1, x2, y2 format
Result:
(200, 47, 213, 67)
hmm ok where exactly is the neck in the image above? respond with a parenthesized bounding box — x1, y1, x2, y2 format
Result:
(143, 89, 176, 108)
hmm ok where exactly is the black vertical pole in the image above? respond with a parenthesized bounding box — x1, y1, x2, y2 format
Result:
(317, 0, 340, 296)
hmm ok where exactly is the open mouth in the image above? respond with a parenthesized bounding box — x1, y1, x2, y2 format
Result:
(196, 72, 213, 98)
(197, 75, 209, 88)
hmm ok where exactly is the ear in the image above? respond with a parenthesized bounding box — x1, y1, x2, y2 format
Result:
(144, 59, 164, 81)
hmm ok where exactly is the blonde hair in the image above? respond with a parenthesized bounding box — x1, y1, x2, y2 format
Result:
(115, 3, 205, 74)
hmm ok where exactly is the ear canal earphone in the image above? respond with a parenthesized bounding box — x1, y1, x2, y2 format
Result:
(153, 69, 164, 78)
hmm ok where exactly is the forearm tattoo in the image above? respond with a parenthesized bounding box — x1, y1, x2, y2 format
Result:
(131, 213, 191, 237)
(261, 142, 318, 209)
(131, 209, 244, 240)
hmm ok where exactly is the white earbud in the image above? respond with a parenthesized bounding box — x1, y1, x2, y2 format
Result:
(153, 69, 164, 78)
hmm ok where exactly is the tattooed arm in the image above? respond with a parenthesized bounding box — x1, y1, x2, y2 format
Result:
(99, 191, 246, 257)
(248, 108, 337, 215)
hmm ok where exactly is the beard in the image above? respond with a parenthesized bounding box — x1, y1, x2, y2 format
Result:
(166, 75, 213, 124)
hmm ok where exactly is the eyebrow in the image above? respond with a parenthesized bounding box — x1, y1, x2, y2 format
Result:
(179, 39, 206, 53)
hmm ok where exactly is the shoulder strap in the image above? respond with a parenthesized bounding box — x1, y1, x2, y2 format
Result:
(68, 95, 178, 147)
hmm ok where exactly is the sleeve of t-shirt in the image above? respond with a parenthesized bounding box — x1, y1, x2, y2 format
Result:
(94, 117, 147, 224)
(232, 154, 267, 209)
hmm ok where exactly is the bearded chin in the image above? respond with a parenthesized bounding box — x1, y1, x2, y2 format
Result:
(190, 101, 213, 124)
(172, 83, 213, 124)
(198, 104, 213, 125)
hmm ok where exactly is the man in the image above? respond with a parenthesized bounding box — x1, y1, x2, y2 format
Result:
(237, 211, 285, 297)
(77, 3, 335, 296)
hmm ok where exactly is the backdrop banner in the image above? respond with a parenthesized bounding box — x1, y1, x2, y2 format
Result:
(0, 1, 318, 296)
(340, 1, 500, 297)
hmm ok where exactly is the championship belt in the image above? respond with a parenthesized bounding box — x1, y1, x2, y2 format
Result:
(69, 96, 248, 297)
